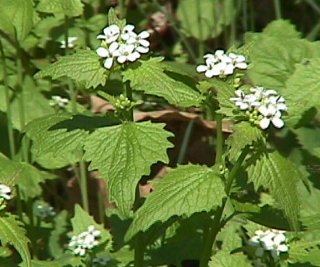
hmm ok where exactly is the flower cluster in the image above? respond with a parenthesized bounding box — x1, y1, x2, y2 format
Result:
(60, 37, 78, 49)
(248, 229, 289, 261)
(49, 95, 69, 109)
(68, 225, 101, 256)
(92, 255, 111, 267)
(196, 50, 248, 78)
(34, 202, 56, 219)
(0, 184, 11, 201)
(96, 24, 150, 69)
(230, 87, 287, 130)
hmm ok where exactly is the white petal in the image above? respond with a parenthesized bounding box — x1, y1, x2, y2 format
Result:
(109, 42, 119, 54)
(235, 55, 246, 62)
(271, 116, 284, 128)
(138, 39, 150, 47)
(258, 105, 269, 116)
(104, 58, 113, 69)
(196, 65, 208, 73)
(138, 30, 150, 39)
(136, 46, 149, 54)
(223, 64, 234, 75)
(117, 55, 127, 63)
(277, 244, 288, 252)
(260, 117, 271, 129)
(128, 52, 140, 62)
(96, 47, 109, 58)
(235, 62, 248, 69)
(215, 49, 225, 58)
(123, 24, 135, 32)
(274, 233, 286, 245)
(97, 34, 106, 39)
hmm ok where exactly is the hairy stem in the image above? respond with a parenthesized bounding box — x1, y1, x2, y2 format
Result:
(176, 120, 194, 165)
(199, 147, 250, 267)
(215, 114, 224, 164)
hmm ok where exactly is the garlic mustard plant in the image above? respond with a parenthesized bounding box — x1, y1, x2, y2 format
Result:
(96, 23, 150, 69)
(49, 95, 69, 109)
(196, 49, 248, 78)
(0, 184, 11, 200)
(60, 36, 78, 49)
(230, 87, 287, 129)
(248, 229, 289, 261)
(68, 225, 101, 256)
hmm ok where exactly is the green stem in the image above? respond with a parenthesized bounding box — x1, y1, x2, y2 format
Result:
(273, 0, 282, 19)
(79, 160, 89, 213)
(125, 81, 134, 121)
(199, 147, 250, 267)
(242, 0, 248, 32)
(0, 39, 15, 158)
(134, 233, 144, 267)
(249, 0, 255, 31)
(176, 120, 194, 165)
(215, 114, 223, 164)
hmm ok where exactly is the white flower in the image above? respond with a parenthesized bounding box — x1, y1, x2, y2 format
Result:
(230, 90, 250, 110)
(0, 184, 11, 200)
(68, 225, 101, 256)
(113, 44, 140, 63)
(60, 37, 78, 49)
(96, 23, 150, 69)
(34, 202, 56, 219)
(230, 87, 287, 130)
(196, 50, 248, 78)
(248, 229, 289, 261)
(93, 255, 111, 267)
(258, 104, 284, 129)
(96, 42, 119, 69)
(97, 24, 120, 43)
(128, 30, 150, 54)
(49, 96, 69, 108)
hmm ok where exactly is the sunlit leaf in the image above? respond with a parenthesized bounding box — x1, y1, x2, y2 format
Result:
(84, 121, 173, 217)
(37, 0, 83, 17)
(125, 165, 225, 240)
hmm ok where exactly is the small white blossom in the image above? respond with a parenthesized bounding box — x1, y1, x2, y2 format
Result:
(113, 44, 140, 63)
(248, 229, 288, 261)
(49, 96, 69, 108)
(196, 50, 248, 78)
(34, 202, 56, 219)
(230, 87, 287, 130)
(68, 225, 101, 256)
(0, 184, 11, 200)
(60, 37, 78, 49)
(96, 23, 150, 69)
(97, 24, 120, 43)
(92, 255, 111, 267)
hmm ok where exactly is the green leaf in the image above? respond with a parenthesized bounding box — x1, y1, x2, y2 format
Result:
(48, 211, 68, 259)
(209, 251, 251, 267)
(0, 0, 33, 41)
(262, 19, 301, 39)
(246, 150, 302, 229)
(37, 0, 83, 17)
(209, 79, 235, 117)
(32, 255, 83, 267)
(125, 165, 226, 241)
(35, 50, 108, 89)
(71, 204, 112, 250)
(84, 121, 173, 217)
(176, 0, 235, 40)
(227, 122, 263, 161)
(0, 214, 31, 267)
(123, 57, 201, 108)
(0, 155, 48, 199)
(217, 220, 243, 252)
(26, 113, 115, 168)
(283, 58, 320, 126)
(107, 8, 126, 28)
(289, 234, 320, 266)
(0, 76, 54, 131)
(248, 33, 320, 91)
